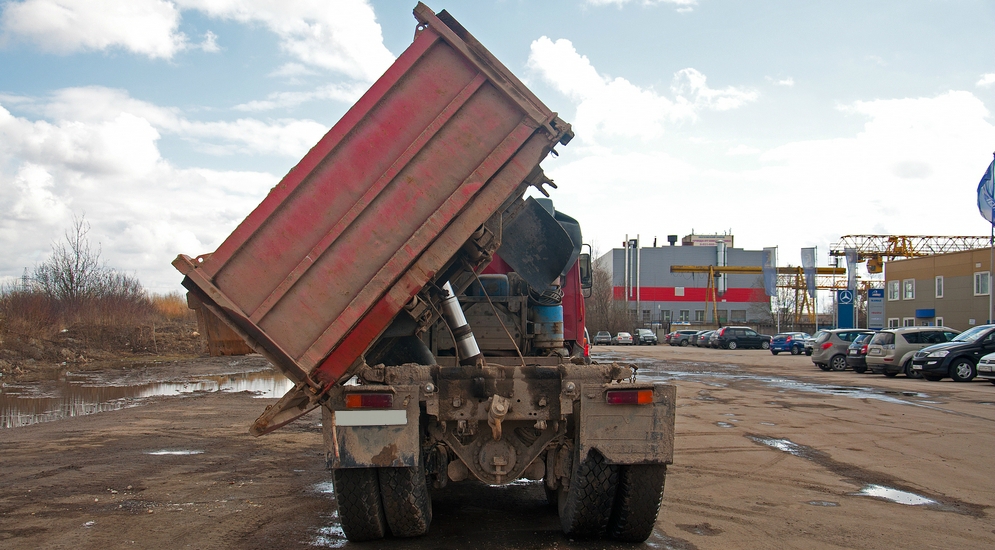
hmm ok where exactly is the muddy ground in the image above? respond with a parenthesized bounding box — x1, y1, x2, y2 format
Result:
(1, 346, 993, 549)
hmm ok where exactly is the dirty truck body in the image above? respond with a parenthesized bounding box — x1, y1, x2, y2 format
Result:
(173, 3, 675, 542)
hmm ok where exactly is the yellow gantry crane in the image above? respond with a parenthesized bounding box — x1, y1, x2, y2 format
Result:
(669, 265, 846, 326)
(829, 235, 990, 273)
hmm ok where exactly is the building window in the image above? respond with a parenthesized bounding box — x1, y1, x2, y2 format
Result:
(936, 316, 944, 327)
(678, 310, 690, 322)
(730, 309, 746, 322)
(935, 276, 943, 298)
(887, 280, 900, 301)
(902, 279, 915, 300)
(888, 318, 900, 328)
(642, 309, 650, 321)
(903, 317, 915, 327)
(694, 310, 704, 322)
(662, 310, 671, 321)
(975, 272, 990, 296)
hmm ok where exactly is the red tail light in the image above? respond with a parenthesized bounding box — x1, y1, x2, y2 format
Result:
(344, 392, 393, 409)
(717, 328, 726, 336)
(606, 389, 654, 405)
(786, 336, 793, 342)
(860, 345, 868, 354)
(820, 342, 833, 350)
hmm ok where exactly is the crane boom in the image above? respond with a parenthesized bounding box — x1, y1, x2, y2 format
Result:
(829, 235, 990, 273)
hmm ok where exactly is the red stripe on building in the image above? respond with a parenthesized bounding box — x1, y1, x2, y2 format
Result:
(612, 287, 767, 302)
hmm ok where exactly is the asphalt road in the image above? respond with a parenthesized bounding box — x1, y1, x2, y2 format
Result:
(1, 347, 992, 549)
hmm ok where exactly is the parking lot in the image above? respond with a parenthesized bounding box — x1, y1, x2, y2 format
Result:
(1, 348, 992, 549)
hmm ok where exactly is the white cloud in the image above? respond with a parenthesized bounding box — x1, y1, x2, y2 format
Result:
(727, 144, 761, 155)
(0, 0, 187, 58)
(528, 37, 756, 145)
(1, 0, 394, 82)
(233, 82, 367, 111)
(0, 88, 335, 291)
(175, 0, 394, 81)
(585, 0, 698, 10)
(766, 76, 795, 87)
(976, 73, 995, 88)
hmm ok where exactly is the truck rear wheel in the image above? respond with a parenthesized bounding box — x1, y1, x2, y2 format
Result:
(332, 468, 387, 541)
(378, 460, 432, 537)
(607, 464, 666, 542)
(558, 448, 618, 537)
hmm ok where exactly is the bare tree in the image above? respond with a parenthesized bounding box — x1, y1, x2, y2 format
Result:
(585, 252, 631, 334)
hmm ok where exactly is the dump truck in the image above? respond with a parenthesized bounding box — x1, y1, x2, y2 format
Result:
(173, 3, 675, 542)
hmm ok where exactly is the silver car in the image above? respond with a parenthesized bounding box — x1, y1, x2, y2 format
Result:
(811, 329, 873, 371)
(866, 327, 959, 378)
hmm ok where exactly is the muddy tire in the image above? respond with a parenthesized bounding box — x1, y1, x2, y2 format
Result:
(904, 360, 922, 379)
(950, 359, 977, 382)
(558, 448, 619, 538)
(378, 458, 432, 537)
(607, 464, 666, 542)
(829, 354, 847, 371)
(332, 468, 387, 541)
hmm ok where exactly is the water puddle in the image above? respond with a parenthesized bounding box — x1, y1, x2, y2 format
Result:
(716, 422, 734, 428)
(1, 361, 294, 429)
(746, 434, 981, 516)
(853, 484, 936, 506)
(147, 450, 204, 456)
(805, 500, 839, 507)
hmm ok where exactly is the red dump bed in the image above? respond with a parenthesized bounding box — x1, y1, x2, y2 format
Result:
(174, 3, 571, 393)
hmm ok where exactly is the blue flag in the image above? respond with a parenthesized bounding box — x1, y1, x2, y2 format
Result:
(977, 159, 995, 224)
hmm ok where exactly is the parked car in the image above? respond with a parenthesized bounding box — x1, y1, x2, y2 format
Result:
(769, 332, 811, 355)
(592, 330, 613, 345)
(866, 327, 959, 378)
(613, 331, 634, 345)
(668, 329, 699, 347)
(810, 329, 873, 371)
(634, 328, 658, 345)
(708, 326, 772, 350)
(975, 351, 995, 385)
(911, 324, 995, 382)
(805, 330, 828, 356)
(845, 333, 875, 373)
(692, 330, 714, 347)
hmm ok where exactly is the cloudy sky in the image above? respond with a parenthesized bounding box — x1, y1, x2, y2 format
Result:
(2, 0, 995, 294)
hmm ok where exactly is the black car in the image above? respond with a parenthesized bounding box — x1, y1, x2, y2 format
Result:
(709, 326, 771, 350)
(845, 333, 874, 373)
(911, 324, 995, 382)
(634, 328, 658, 345)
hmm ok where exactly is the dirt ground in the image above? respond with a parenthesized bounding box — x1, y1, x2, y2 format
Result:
(1, 345, 993, 549)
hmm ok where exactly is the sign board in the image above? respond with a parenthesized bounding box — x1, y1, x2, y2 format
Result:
(837, 290, 855, 329)
(868, 288, 885, 329)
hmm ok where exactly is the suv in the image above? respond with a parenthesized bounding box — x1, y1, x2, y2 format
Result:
(911, 324, 995, 382)
(845, 333, 875, 373)
(592, 331, 612, 345)
(811, 329, 873, 371)
(866, 327, 959, 378)
(770, 332, 811, 355)
(709, 326, 771, 350)
(634, 328, 658, 345)
(668, 329, 699, 347)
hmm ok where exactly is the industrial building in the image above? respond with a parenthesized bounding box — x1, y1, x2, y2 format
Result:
(598, 234, 769, 326)
(884, 248, 993, 330)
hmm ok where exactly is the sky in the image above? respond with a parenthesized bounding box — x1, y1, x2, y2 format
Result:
(2, 0, 995, 294)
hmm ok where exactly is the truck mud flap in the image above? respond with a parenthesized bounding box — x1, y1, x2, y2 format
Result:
(578, 384, 676, 465)
(323, 384, 422, 469)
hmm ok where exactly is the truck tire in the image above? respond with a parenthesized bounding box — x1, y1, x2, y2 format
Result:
(607, 464, 666, 542)
(332, 468, 388, 541)
(378, 459, 432, 537)
(558, 448, 619, 538)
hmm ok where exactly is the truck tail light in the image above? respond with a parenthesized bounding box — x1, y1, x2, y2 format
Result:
(606, 389, 653, 405)
(820, 342, 833, 350)
(345, 393, 393, 409)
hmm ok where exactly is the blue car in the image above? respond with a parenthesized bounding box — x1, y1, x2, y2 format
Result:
(770, 332, 811, 355)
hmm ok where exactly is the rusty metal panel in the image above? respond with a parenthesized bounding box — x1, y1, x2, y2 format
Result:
(578, 384, 677, 465)
(174, 4, 571, 393)
(322, 385, 421, 468)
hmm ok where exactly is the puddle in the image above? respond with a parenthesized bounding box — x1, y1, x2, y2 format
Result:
(314, 481, 335, 495)
(806, 500, 839, 507)
(1, 364, 294, 429)
(312, 518, 347, 549)
(759, 422, 776, 426)
(147, 450, 204, 456)
(716, 422, 735, 428)
(746, 434, 981, 516)
(853, 484, 936, 506)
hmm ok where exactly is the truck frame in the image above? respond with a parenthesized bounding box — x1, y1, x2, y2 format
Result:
(174, 3, 675, 542)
